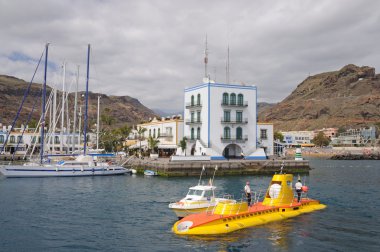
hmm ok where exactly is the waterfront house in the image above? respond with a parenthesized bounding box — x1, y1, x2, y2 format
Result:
(182, 80, 266, 160)
(257, 123, 274, 156)
(133, 116, 184, 157)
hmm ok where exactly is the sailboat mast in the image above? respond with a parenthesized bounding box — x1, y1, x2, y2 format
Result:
(96, 95, 100, 150)
(73, 65, 79, 153)
(52, 87, 57, 153)
(83, 44, 90, 155)
(40, 43, 49, 164)
(60, 62, 66, 153)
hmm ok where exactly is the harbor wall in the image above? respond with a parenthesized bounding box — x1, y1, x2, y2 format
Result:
(128, 158, 310, 176)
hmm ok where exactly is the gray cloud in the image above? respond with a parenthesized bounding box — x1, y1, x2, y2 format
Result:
(1, 0, 380, 110)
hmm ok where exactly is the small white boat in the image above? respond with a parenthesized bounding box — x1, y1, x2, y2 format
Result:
(144, 170, 158, 176)
(168, 166, 235, 218)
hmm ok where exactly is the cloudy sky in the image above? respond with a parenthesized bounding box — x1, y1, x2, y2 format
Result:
(1, 0, 380, 111)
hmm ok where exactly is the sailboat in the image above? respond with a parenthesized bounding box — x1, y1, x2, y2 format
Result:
(0, 44, 129, 177)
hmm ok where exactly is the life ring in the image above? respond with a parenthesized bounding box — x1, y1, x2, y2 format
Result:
(301, 186, 309, 193)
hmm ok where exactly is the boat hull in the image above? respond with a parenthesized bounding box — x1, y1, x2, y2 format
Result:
(169, 201, 214, 218)
(173, 199, 326, 235)
(0, 165, 129, 178)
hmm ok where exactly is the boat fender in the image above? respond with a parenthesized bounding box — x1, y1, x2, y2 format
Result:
(301, 186, 309, 192)
(81, 167, 84, 172)
(55, 167, 58, 172)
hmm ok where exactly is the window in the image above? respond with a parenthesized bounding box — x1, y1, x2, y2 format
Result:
(188, 189, 203, 196)
(0, 135, 4, 143)
(17, 136, 23, 143)
(230, 93, 236, 105)
(238, 94, 244, 106)
(261, 129, 268, 140)
(224, 127, 231, 139)
(236, 127, 243, 140)
(224, 111, 231, 122)
(153, 129, 156, 138)
(236, 111, 242, 122)
(158, 128, 160, 137)
(197, 127, 200, 140)
(10, 135, 15, 143)
(197, 94, 201, 105)
(54, 136, 60, 144)
(222, 93, 229, 105)
(197, 111, 201, 122)
(149, 129, 151, 137)
(191, 128, 195, 140)
(191, 95, 195, 106)
(166, 127, 172, 136)
(191, 112, 195, 123)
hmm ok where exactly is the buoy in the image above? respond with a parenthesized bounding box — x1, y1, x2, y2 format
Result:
(301, 186, 309, 192)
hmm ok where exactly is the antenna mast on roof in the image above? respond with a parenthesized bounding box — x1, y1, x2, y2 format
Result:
(204, 35, 209, 78)
(226, 45, 230, 84)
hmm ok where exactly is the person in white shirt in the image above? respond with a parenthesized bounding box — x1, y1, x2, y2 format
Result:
(295, 179, 303, 203)
(244, 181, 251, 206)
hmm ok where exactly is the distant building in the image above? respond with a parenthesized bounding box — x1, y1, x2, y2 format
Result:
(182, 81, 266, 160)
(281, 131, 314, 146)
(331, 126, 377, 146)
(134, 116, 184, 157)
(0, 124, 91, 156)
(315, 128, 338, 139)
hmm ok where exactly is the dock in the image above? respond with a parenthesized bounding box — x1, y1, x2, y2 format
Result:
(127, 158, 310, 176)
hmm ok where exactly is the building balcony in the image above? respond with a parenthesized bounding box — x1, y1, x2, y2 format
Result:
(158, 133, 173, 138)
(185, 120, 202, 125)
(185, 102, 202, 109)
(220, 135, 248, 143)
(221, 118, 248, 124)
(221, 101, 248, 107)
(184, 136, 200, 142)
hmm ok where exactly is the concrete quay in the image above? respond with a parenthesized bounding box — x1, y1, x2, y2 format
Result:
(127, 158, 310, 176)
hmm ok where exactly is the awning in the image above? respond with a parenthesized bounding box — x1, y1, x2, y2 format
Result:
(158, 144, 178, 149)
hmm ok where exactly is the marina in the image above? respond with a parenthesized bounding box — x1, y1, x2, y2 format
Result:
(0, 159, 378, 251)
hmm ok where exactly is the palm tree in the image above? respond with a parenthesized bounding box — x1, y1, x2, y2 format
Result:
(179, 137, 187, 156)
(147, 136, 159, 154)
(137, 127, 147, 157)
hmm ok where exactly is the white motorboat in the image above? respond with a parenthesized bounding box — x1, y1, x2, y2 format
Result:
(168, 166, 235, 218)
(144, 170, 158, 176)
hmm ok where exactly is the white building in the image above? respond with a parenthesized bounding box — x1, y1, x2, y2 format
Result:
(257, 123, 274, 156)
(0, 125, 91, 156)
(281, 131, 314, 146)
(183, 82, 266, 160)
(136, 116, 184, 157)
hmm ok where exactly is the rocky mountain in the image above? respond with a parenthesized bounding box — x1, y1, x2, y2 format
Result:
(0, 75, 157, 129)
(258, 64, 380, 131)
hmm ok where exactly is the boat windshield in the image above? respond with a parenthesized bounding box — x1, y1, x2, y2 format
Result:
(204, 190, 213, 198)
(187, 189, 204, 196)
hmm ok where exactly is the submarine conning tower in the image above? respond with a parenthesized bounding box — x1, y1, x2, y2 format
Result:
(262, 173, 294, 206)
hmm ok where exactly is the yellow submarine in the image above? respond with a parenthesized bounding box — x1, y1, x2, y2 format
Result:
(173, 172, 326, 235)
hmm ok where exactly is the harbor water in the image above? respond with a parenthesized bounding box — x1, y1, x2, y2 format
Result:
(0, 159, 379, 251)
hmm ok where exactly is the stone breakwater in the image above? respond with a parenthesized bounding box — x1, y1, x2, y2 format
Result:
(127, 158, 310, 176)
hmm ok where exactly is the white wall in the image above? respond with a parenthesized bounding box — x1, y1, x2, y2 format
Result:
(257, 123, 274, 156)
(184, 83, 260, 159)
